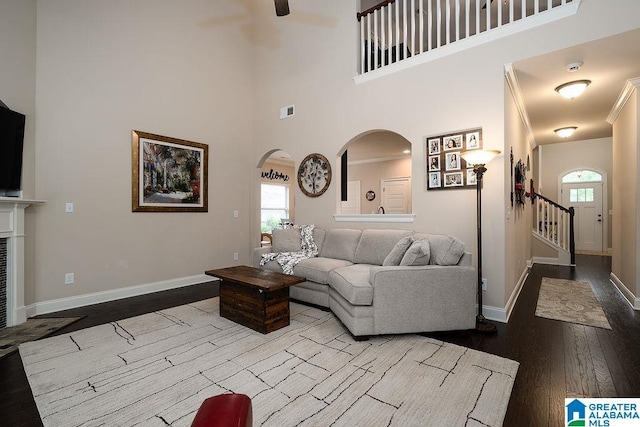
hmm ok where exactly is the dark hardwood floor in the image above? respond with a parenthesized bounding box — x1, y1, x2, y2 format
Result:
(2, 255, 638, 426)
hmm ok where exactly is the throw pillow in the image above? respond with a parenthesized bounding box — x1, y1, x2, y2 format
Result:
(399, 239, 431, 266)
(382, 236, 414, 266)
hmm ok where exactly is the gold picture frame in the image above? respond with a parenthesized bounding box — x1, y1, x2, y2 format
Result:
(131, 130, 208, 212)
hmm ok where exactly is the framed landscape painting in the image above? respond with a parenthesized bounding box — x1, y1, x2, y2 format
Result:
(131, 130, 208, 212)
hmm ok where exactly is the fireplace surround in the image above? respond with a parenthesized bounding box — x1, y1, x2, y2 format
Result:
(0, 197, 43, 327)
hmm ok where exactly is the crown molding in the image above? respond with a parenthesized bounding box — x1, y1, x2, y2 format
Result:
(504, 63, 537, 149)
(606, 77, 640, 124)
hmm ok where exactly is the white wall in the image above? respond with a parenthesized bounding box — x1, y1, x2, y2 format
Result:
(250, 0, 640, 310)
(504, 79, 533, 314)
(30, 0, 254, 306)
(612, 88, 639, 300)
(0, 0, 37, 305)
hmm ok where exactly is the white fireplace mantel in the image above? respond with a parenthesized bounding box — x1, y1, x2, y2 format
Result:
(0, 197, 45, 326)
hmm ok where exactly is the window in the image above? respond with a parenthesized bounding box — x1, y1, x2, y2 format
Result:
(562, 170, 602, 183)
(569, 188, 594, 203)
(261, 183, 289, 232)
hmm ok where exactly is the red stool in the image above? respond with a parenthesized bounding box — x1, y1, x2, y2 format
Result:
(191, 393, 252, 427)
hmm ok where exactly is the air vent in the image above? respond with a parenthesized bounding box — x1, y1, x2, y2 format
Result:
(280, 105, 295, 119)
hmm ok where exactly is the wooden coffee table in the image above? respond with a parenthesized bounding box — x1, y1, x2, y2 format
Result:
(205, 265, 305, 334)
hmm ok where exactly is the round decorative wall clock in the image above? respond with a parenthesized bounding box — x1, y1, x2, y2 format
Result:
(365, 190, 376, 201)
(297, 153, 332, 197)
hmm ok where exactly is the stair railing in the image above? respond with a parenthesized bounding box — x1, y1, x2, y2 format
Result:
(533, 192, 575, 265)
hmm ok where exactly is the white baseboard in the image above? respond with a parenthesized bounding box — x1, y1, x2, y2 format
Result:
(482, 266, 529, 324)
(482, 305, 507, 323)
(26, 274, 215, 318)
(609, 272, 640, 310)
(503, 267, 529, 322)
(531, 256, 570, 266)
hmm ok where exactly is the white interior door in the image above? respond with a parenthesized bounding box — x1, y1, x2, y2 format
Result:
(341, 180, 361, 214)
(562, 182, 603, 252)
(381, 177, 411, 214)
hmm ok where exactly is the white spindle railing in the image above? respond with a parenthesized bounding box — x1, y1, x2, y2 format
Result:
(357, 0, 574, 75)
(534, 194, 574, 258)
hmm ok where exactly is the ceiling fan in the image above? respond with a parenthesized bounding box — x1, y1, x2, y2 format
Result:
(274, 0, 290, 17)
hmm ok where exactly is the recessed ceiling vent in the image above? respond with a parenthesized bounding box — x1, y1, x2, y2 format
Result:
(280, 105, 295, 119)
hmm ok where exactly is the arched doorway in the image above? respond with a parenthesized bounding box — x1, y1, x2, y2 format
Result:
(257, 150, 295, 238)
(560, 169, 607, 253)
(338, 130, 412, 215)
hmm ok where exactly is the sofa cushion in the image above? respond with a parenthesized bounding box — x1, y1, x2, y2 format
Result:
(399, 239, 431, 266)
(413, 233, 465, 265)
(294, 257, 353, 284)
(320, 229, 362, 262)
(382, 235, 415, 266)
(272, 228, 302, 252)
(329, 264, 374, 306)
(272, 227, 326, 253)
(354, 229, 414, 266)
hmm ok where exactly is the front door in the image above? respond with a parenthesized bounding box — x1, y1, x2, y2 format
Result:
(561, 181, 603, 252)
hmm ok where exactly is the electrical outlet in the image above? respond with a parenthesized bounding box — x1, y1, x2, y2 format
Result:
(233, 252, 239, 261)
(65, 273, 75, 285)
(482, 278, 487, 291)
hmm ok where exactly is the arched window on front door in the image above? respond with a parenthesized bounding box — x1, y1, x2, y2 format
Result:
(561, 170, 602, 203)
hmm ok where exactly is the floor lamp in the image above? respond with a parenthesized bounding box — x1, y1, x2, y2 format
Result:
(460, 149, 500, 334)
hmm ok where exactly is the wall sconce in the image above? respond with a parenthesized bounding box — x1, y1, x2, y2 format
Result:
(554, 127, 577, 138)
(555, 80, 591, 99)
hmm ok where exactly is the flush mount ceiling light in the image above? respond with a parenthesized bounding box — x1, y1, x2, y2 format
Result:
(555, 80, 591, 99)
(554, 127, 577, 138)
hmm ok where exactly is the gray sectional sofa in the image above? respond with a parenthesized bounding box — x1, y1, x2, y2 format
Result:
(252, 227, 476, 339)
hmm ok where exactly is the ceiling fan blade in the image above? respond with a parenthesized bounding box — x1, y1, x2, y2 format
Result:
(274, 0, 290, 17)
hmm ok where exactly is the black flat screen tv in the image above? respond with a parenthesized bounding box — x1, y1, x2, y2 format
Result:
(0, 106, 26, 194)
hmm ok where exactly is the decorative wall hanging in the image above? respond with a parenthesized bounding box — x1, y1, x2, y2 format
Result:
(514, 158, 527, 206)
(365, 190, 376, 201)
(297, 153, 332, 197)
(131, 130, 208, 212)
(426, 127, 483, 191)
(510, 147, 514, 207)
(261, 168, 290, 182)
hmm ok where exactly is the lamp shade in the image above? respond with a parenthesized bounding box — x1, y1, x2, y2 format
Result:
(555, 80, 591, 99)
(554, 127, 577, 138)
(460, 149, 500, 166)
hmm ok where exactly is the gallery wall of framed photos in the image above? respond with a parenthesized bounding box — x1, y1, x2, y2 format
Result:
(425, 127, 483, 191)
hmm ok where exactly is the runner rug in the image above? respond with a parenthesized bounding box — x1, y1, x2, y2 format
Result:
(535, 277, 612, 330)
(20, 298, 518, 426)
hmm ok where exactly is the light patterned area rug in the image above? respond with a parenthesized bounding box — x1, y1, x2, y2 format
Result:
(535, 277, 612, 330)
(20, 298, 518, 426)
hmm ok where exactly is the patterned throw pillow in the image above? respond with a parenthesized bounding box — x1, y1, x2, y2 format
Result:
(399, 240, 431, 266)
(382, 236, 415, 266)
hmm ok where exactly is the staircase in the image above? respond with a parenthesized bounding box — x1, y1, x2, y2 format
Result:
(532, 192, 575, 266)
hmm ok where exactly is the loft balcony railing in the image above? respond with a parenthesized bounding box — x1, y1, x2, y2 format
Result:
(357, 0, 578, 76)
